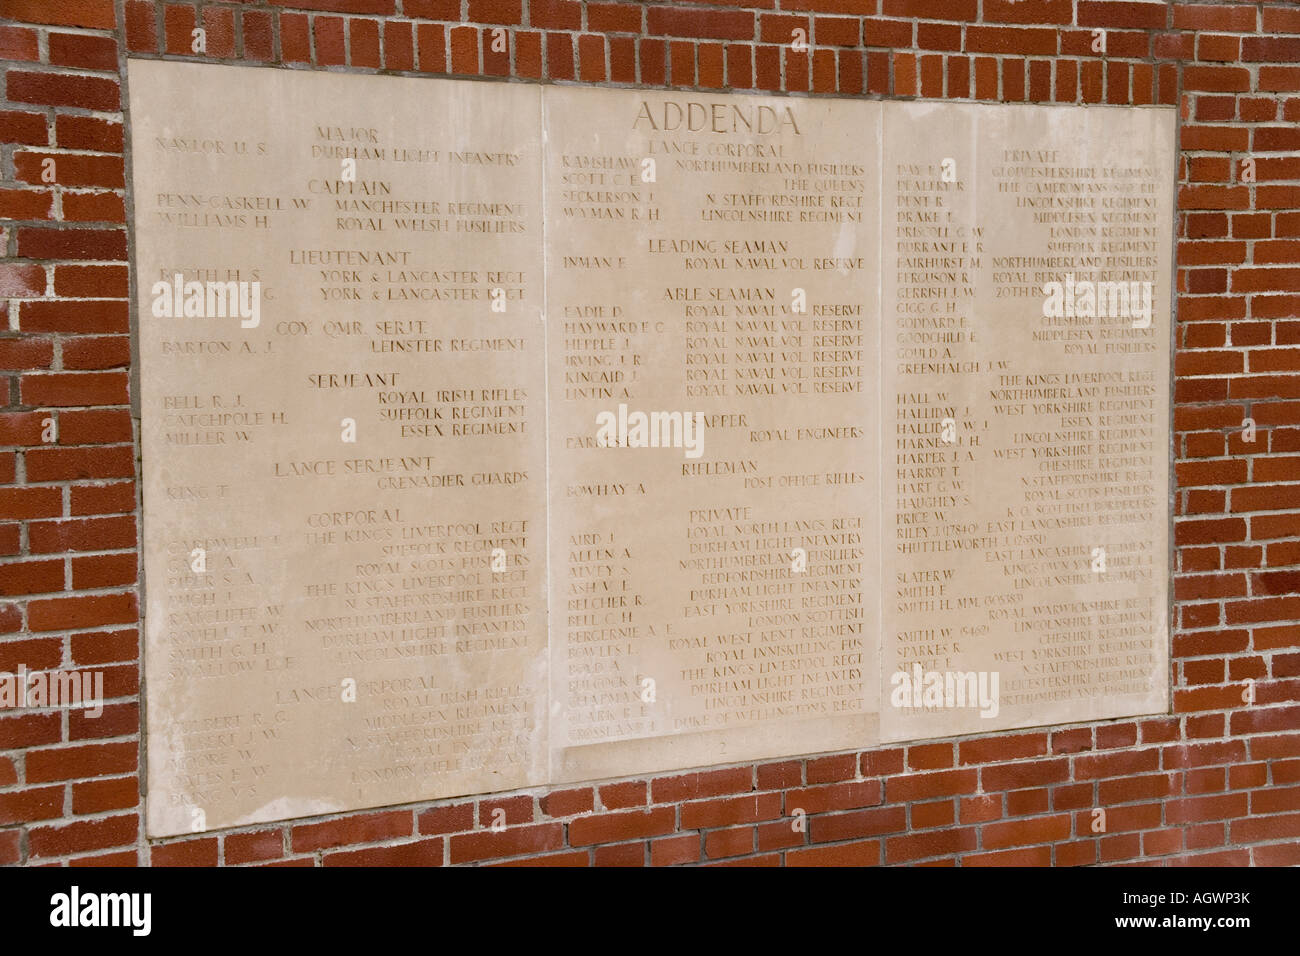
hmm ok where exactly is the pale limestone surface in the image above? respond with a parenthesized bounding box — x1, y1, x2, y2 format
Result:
(544, 87, 882, 782)
(878, 101, 1173, 741)
(133, 61, 549, 836)
(131, 61, 1174, 835)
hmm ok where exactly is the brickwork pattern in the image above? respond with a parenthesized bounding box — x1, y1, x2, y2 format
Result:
(0, 0, 1297, 865)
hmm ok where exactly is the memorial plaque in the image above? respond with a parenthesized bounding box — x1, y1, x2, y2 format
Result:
(132, 61, 549, 836)
(878, 101, 1174, 741)
(131, 61, 1176, 833)
(543, 88, 880, 781)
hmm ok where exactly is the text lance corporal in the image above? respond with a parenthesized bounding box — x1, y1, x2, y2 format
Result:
(564, 151, 865, 177)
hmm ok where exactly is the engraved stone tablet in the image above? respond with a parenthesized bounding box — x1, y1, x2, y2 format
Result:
(878, 101, 1174, 741)
(543, 88, 881, 781)
(132, 61, 548, 836)
(131, 61, 1176, 832)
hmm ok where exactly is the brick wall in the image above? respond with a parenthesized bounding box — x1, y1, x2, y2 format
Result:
(0, 0, 1296, 867)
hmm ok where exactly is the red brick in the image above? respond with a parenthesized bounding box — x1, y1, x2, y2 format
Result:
(893, 51, 917, 95)
(28, 813, 137, 858)
(124, 0, 156, 51)
(593, 840, 645, 866)
(20, 300, 127, 334)
(1231, 812, 1300, 844)
(17, 226, 126, 261)
(1074, 749, 1160, 779)
(787, 840, 880, 866)
(981, 758, 1070, 792)
(71, 553, 136, 589)
(0, 636, 62, 671)
(267, 0, 395, 11)
(966, 846, 1052, 866)
(514, 29, 542, 77)
(490, 850, 588, 867)
(0, 558, 64, 596)
(883, 0, 976, 19)
(0, 110, 47, 147)
(911, 799, 955, 829)
(966, 26, 1057, 55)
(671, 39, 696, 86)
(885, 826, 977, 863)
(71, 776, 138, 815)
(26, 447, 134, 483)
(0, 0, 116, 29)
(578, 33, 606, 82)
(478, 795, 533, 827)
(469, 0, 521, 25)
(862, 17, 912, 48)
(888, 769, 978, 802)
(784, 780, 881, 815)
(0, 188, 52, 220)
(646, 6, 754, 40)
(541, 787, 593, 817)
(756, 759, 801, 790)
(27, 741, 136, 783)
(291, 810, 412, 852)
(1079, 0, 1168, 28)
(569, 808, 674, 846)
(0, 23, 37, 61)
(959, 733, 1048, 764)
(49, 31, 117, 70)
(975, 56, 998, 99)
(704, 826, 753, 859)
(69, 629, 136, 665)
(0, 786, 64, 825)
(588, 2, 642, 33)
(1007, 788, 1050, 816)
(68, 481, 134, 520)
(650, 833, 699, 866)
(1255, 843, 1300, 866)
(806, 753, 857, 783)
(547, 32, 574, 80)
(416, 802, 474, 835)
(152, 838, 219, 867)
(984, 0, 1071, 24)
(529, 0, 580, 30)
(598, 780, 645, 809)
(348, 18, 381, 68)
(324, 839, 443, 866)
(681, 792, 782, 829)
(810, 806, 906, 843)
(27, 593, 137, 631)
(1162, 739, 1247, 769)
(651, 766, 750, 802)
(7, 70, 119, 112)
(906, 743, 953, 771)
(0, 712, 62, 749)
(235, 10, 272, 60)
(449, 822, 564, 862)
(1099, 773, 1180, 804)
(61, 336, 130, 371)
(608, 35, 635, 83)
(15, 152, 122, 191)
(862, 748, 905, 777)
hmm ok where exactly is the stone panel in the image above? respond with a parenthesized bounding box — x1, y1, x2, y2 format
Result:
(879, 101, 1174, 741)
(131, 61, 549, 836)
(543, 88, 881, 781)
